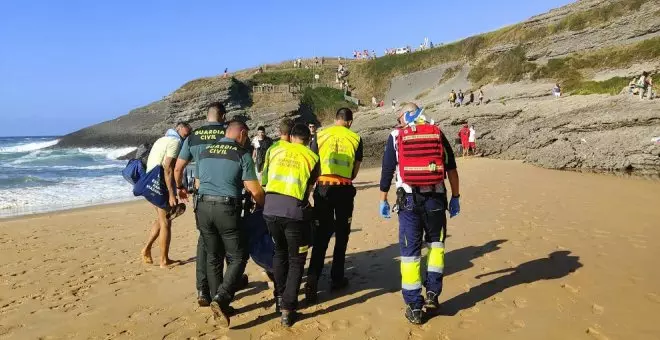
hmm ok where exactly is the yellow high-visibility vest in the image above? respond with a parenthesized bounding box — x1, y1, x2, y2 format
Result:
(265, 142, 319, 200)
(316, 125, 360, 179)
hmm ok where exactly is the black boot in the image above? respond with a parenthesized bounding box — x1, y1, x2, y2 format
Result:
(275, 296, 283, 313)
(405, 304, 424, 325)
(197, 290, 211, 307)
(304, 275, 318, 305)
(210, 296, 232, 328)
(281, 309, 297, 327)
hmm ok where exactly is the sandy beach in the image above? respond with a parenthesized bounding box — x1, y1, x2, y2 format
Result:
(1, 158, 659, 340)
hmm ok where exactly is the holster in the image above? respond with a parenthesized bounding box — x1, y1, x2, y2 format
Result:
(192, 191, 198, 213)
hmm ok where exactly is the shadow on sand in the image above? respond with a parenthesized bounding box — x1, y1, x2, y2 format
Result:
(439, 250, 583, 316)
(232, 238, 518, 329)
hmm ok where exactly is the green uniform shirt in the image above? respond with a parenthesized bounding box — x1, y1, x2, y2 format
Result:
(197, 137, 257, 198)
(177, 122, 227, 176)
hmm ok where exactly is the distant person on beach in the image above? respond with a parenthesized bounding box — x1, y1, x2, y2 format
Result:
(252, 126, 273, 181)
(457, 89, 464, 106)
(637, 71, 652, 100)
(468, 125, 477, 155)
(262, 123, 319, 327)
(195, 120, 265, 327)
(478, 88, 484, 105)
(378, 102, 460, 324)
(449, 90, 457, 107)
(553, 83, 561, 97)
(307, 121, 317, 148)
(173, 102, 229, 307)
(459, 124, 470, 157)
(140, 122, 192, 269)
(305, 108, 363, 304)
(392, 99, 397, 110)
(468, 91, 475, 105)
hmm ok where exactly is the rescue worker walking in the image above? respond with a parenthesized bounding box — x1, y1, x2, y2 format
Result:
(261, 118, 295, 187)
(378, 103, 461, 324)
(263, 123, 320, 326)
(173, 102, 233, 307)
(195, 121, 265, 327)
(306, 108, 363, 303)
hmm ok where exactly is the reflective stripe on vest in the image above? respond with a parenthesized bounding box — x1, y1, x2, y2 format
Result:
(317, 125, 360, 178)
(265, 143, 319, 200)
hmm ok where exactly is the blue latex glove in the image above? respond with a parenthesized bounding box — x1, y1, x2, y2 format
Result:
(449, 196, 460, 218)
(379, 201, 391, 219)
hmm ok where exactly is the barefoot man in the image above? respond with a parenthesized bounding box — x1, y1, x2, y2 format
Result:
(141, 122, 191, 268)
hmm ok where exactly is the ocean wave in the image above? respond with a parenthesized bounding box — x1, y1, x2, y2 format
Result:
(0, 175, 137, 216)
(0, 139, 59, 153)
(78, 147, 136, 160)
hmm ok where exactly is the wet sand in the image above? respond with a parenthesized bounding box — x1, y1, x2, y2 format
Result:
(1, 158, 659, 339)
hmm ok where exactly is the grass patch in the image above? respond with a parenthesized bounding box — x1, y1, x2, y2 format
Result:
(439, 65, 462, 84)
(567, 77, 631, 95)
(252, 69, 319, 85)
(533, 36, 660, 89)
(468, 46, 536, 85)
(551, 0, 646, 33)
(299, 87, 357, 123)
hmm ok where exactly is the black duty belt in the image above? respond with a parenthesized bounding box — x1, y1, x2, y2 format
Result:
(198, 195, 239, 206)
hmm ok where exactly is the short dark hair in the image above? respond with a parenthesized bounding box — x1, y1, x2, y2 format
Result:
(279, 118, 295, 135)
(227, 120, 249, 132)
(307, 121, 316, 127)
(208, 102, 226, 115)
(336, 108, 354, 121)
(257, 126, 266, 132)
(290, 123, 311, 143)
(176, 121, 192, 130)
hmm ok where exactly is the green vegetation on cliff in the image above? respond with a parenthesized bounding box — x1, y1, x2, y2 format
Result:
(348, 0, 649, 100)
(299, 87, 356, 123)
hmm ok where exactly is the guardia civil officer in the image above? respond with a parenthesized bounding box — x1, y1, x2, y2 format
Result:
(195, 120, 265, 327)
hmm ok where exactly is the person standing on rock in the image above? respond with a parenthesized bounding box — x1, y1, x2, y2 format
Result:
(378, 102, 460, 324)
(252, 126, 273, 182)
(262, 123, 319, 327)
(139, 122, 191, 268)
(457, 89, 464, 106)
(478, 88, 484, 105)
(468, 125, 477, 155)
(458, 124, 470, 157)
(305, 108, 363, 303)
(173, 102, 231, 307)
(449, 90, 456, 107)
(195, 121, 265, 327)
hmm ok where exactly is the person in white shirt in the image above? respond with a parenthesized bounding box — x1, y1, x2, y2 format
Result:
(468, 125, 477, 155)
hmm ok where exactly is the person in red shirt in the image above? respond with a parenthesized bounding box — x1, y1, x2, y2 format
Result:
(458, 124, 470, 157)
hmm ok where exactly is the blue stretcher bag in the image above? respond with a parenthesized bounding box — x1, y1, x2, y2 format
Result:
(244, 209, 274, 273)
(133, 165, 169, 209)
(122, 159, 146, 185)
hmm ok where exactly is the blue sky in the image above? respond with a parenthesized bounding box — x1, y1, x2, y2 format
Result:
(0, 0, 573, 137)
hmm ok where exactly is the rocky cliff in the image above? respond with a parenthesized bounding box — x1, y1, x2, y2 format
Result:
(56, 0, 660, 177)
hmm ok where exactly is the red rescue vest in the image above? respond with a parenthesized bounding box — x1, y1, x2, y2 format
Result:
(396, 124, 445, 186)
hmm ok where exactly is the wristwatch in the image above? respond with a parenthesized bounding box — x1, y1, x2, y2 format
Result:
(452, 194, 460, 198)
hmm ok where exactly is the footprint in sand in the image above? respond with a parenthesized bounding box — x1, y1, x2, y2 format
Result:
(513, 297, 527, 308)
(458, 320, 475, 329)
(508, 320, 526, 332)
(561, 283, 579, 294)
(646, 293, 660, 303)
(586, 327, 610, 340)
(332, 319, 350, 330)
(591, 304, 604, 315)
